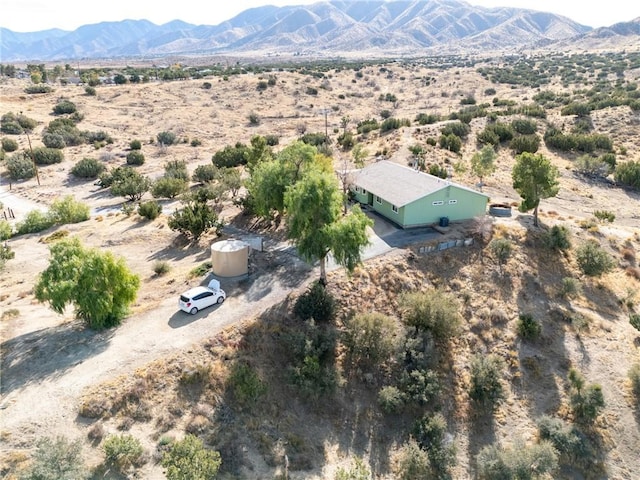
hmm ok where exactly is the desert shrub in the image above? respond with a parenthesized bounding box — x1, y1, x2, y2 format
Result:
(380, 117, 411, 133)
(42, 132, 66, 149)
(85, 130, 113, 145)
(399, 288, 462, 342)
(1, 137, 18, 152)
(108, 168, 150, 201)
(543, 224, 571, 251)
(469, 353, 505, 411)
(412, 412, 456, 478)
(401, 368, 441, 406)
(192, 164, 219, 183)
(614, 160, 640, 189)
(103, 434, 145, 473)
(190, 138, 202, 147)
(19, 436, 86, 480)
(156, 131, 177, 146)
(476, 439, 559, 480)
(575, 240, 614, 276)
(52, 100, 77, 115)
(294, 281, 336, 323)
(0, 219, 13, 240)
(44, 118, 84, 146)
(334, 457, 371, 480)
(378, 385, 405, 413)
(15, 210, 54, 235)
(342, 312, 399, 365)
(126, 150, 145, 165)
(629, 313, 640, 332)
(488, 237, 512, 273)
(1, 114, 24, 134)
(593, 210, 615, 223)
(509, 134, 540, 154)
(428, 163, 448, 178)
(152, 260, 170, 276)
(129, 139, 142, 150)
(511, 118, 537, 135)
(0, 243, 15, 270)
(168, 201, 222, 240)
(558, 277, 582, 299)
(71, 157, 105, 179)
(163, 159, 189, 181)
(227, 362, 267, 407)
(6, 153, 36, 180)
(264, 134, 279, 146)
(151, 177, 187, 199)
(138, 200, 162, 220)
(25, 84, 53, 94)
(537, 415, 590, 464)
(84, 86, 96, 96)
(356, 118, 380, 134)
(300, 132, 330, 146)
(212, 142, 249, 168)
(391, 438, 432, 479)
(415, 113, 441, 125)
(248, 112, 261, 125)
(516, 313, 541, 340)
(30, 147, 63, 165)
(568, 368, 605, 425)
(49, 195, 90, 224)
(628, 364, 640, 401)
(438, 133, 462, 153)
(575, 155, 612, 178)
(161, 434, 221, 480)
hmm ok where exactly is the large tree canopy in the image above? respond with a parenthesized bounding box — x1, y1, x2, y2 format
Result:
(511, 152, 560, 227)
(35, 237, 140, 329)
(284, 169, 372, 284)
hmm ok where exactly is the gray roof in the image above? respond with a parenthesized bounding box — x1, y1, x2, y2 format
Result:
(353, 160, 486, 207)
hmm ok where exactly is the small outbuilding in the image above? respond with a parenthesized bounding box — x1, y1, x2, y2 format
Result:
(210, 239, 250, 277)
(351, 160, 489, 228)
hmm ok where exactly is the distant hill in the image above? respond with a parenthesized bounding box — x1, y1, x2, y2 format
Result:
(2, 0, 637, 62)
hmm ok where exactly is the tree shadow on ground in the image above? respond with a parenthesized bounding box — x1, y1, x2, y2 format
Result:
(0, 319, 113, 397)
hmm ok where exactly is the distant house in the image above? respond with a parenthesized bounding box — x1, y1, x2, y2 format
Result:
(351, 160, 489, 228)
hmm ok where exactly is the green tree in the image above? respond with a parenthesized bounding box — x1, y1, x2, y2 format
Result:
(161, 435, 221, 480)
(168, 200, 222, 241)
(109, 168, 150, 201)
(49, 195, 90, 224)
(512, 152, 560, 227)
(399, 288, 462, 342)
(470, 145, 497, 190)
(284, 170, 372, 284)
(19, 436, 86, 480)
(35, 238, 140, 329)
(575, 240, 614, 276)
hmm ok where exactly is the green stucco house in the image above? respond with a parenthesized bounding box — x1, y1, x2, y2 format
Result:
(352, 160, 489, 228)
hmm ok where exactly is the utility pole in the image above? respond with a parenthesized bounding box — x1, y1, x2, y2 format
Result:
(20, 111, 40, 186)
(318, 107, 330, 138)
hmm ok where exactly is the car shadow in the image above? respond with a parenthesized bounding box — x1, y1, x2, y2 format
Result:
(168, 304, 223, 328)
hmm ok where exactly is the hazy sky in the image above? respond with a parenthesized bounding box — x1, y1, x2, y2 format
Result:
(2, 0, 637, 33)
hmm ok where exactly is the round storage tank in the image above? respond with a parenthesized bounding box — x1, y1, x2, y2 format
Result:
(210, 240, 249, 277)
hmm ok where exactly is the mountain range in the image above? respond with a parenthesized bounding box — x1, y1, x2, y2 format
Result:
(1, 0, 639, 62)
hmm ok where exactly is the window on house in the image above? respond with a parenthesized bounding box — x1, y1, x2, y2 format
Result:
(375, 196, 382, 204)
(432, 200, 444, 206)
(448, 199, 457, 205)
(354, 186, 361, 193)
(392, 205, 398, 213)
(362, 189, 367, 194)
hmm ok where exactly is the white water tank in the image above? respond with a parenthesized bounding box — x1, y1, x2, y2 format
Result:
(210, 239, 249, 277)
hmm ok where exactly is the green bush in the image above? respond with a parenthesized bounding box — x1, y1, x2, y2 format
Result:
(6, 153, 36, 180)
(19, 436, 86, 480)
(342, 312, 399, 366)
(391, 438, 433, 480)
(192, 164, 219, 183)
(509, 134, 540, 154)
(438, 133, 462, 153)
(71, 157, 105, 179)
(440, 121, 471, 138)
(629, 314, 640, 332)
(151, 177, 187, 199)
(469, 353, 505, 411)
(103, 434, 145, 472)
(156, 131, 177, 146)
(152, 260, 171, 276)
(558, 277, 582, 299)
(42, 132, 66, 149)
(293, 281, 336, 323)
(163, 159, 189, 181)
(399, 288, 462, 341)
(16, 210, 55, 235)
(0, 219, 13, 240)
(161, 434, 221, 480)
(126, 150, 145, 165)
(378, 385, 405, 413)
(52, 100, 77, 115)
(476, 439, 559, 479)
(138, 200, 162, 220)
(628, 363, 640, 400)
(168, 201, 221, 240)
(0, 243, 15, 270)
(614, 160, 640, 189)
(543, 224, 571, 251)
(212, 142, 249, 168)
(537, 415, 590, 464)
(511, 118, 537, 135)
(227, 362, 267, 407)
(335, 457, 371, 480)
(516, 313, 541, 340)
(49, 195, 90, 224)
(593, 210, 615, 223)
(380, 117, 410, 133)
(25, 84, 53, 94)
(44, 118, 84, 146)
(108, 168, 151, 201)
(401, 368, 441, 406)
(575, 240, 615, 276)
(84, 86, 96, 96)
(568, 368, 605, 425)
(129, 139, 142, 150)
(1, 137, 18, 152)
(30, 147, 63, 165)
(412, 412, 456, 478)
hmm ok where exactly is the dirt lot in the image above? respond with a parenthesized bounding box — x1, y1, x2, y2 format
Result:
(1, 59, 640, 478)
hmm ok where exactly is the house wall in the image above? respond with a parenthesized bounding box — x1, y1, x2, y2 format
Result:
(403, 185, 488, 226)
